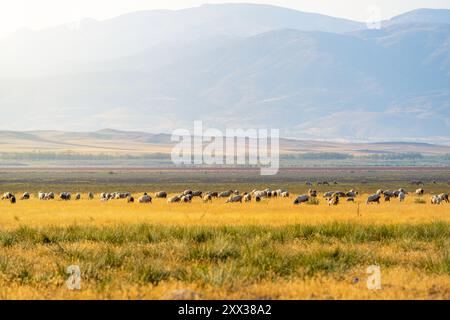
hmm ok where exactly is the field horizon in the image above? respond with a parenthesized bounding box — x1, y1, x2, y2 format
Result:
(1, 129, 450, 168)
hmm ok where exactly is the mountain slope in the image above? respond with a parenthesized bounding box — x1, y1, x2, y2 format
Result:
(1, 129, 450, 155)
(0, 3, 363, 77)
(386, 8, 450, 26)
(2, 24, 448, 141)
(0, 5, 449, 142)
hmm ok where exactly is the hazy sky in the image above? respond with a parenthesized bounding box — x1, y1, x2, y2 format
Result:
(1, 0, 450, 37)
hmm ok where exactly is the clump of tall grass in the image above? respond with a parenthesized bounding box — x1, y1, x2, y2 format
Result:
(1, 222, 449, 245)
(134, 263, 171, 285)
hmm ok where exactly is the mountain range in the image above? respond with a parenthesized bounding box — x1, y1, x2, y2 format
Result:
(2, 129, 450, 156)
(0, 4, 449, 143)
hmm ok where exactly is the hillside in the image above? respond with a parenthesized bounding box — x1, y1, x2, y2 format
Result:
(0, 4, 448, 142)
(1, 129, 450, 156)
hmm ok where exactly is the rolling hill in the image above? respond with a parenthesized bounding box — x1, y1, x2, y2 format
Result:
(1, 129, 450, 156)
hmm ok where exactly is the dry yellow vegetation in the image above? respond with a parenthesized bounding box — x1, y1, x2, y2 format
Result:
(0, 194, 449, 300)
(1, 193, 449, 228)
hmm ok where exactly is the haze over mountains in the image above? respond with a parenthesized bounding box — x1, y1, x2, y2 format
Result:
(0, 4, 449, 143)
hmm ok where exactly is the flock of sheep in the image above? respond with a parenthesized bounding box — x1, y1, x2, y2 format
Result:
(1, 187, 449, 206)
(293, 187, 449, 206)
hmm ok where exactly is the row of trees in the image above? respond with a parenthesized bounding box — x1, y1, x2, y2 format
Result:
(0, 151, 448, 162)
(0, 152, 170, 161)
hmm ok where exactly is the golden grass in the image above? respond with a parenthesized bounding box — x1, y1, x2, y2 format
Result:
(0, 194, 449, 300)
(0, 193, 449, 229)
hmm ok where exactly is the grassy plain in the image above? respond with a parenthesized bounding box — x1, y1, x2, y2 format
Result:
(0, 190, 449, 300)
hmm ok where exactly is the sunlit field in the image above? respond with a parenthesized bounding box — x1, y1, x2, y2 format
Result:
(0, 193, 449, 228)
(0, 193, 449, 300)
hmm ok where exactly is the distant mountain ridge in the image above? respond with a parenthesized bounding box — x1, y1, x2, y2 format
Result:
(385, 8, 450, 26)
(0, 4, 449, 142)
(1, 129, 450, 156)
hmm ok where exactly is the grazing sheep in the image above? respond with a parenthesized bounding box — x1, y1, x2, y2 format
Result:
(207, 192, 218, 198)
(376, 189, 384, 196)
(59, 192, 71, 201)
(328, 195, 339, 206)
(218, 190, 233, 198)
(396, 188, 407, 197)
(226, 195, 243, 203)
(46, 192, 55, 200)
(253, 190, 267, 198)
(127, 196, 135, 203)
(255, 196, 262, 202)
(399, 192, 406, 202)
(323, 191, 334, 198)
(347, 197, 355, 202)
(293, 195, 309, 205)
(192, 191, 203, 197)
(167, 196, 181, 203)
(308, 189, 317, 198)
(183, 190, 193, 196)
(115, 192, 131, 199)
(366, 194, 381, 204)
(431, 195, 442, 205)
(10, 196, 16, 204)
(333, 191, 347, 197)
(138, 193, 152, 203)
(155, 191, 168, 199)
(101, 193, 113, 201)
(203, 194, 213, 203)
(88, 192, 94, 200)
(280, 191, 290, 198)
(383, 190, 395, 198)
(415, 188, 425, 196)
(21, 192, 30, 200)
(75, 193, 81, 200)
(1, 192, 14, 200)
(346, 190, 358, 198)
(439, 193, 449, 203)
(243, 193, 252, 202)
(181, 195, 192, 203)
(384, 194, 391, 202)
